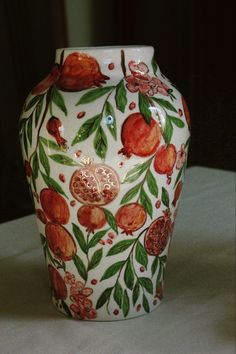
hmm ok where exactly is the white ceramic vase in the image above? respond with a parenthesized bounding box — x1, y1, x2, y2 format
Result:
(19, 46, 190, 321)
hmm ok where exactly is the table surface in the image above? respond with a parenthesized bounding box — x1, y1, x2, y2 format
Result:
(0, 167, 235, 354)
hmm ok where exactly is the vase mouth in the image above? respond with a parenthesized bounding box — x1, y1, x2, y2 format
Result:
(57, 45, 153, 51)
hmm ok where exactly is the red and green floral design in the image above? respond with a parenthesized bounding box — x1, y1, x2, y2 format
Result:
(19, 47, 190, 320)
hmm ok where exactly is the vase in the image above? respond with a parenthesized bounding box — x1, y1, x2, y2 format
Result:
(19, 46, 190, 321)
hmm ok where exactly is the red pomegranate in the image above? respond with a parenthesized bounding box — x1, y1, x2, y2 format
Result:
(31, 65, 61, 95)
(70, 160, 120, 206)
(115, 203, 147, 235)
(77, 205, 106, 233)
(144, 211, 172, 256)
(48, 265, 67, 300)
(119, 113, 161, 157)
(45, 222, 77, 261)
(56, 52, 109, 92)
(154, 144, 177, 176)
(181, 96, 191, 130)
(172, 181, 183, 207)
(46, 117, 67, 149)
(40, 188, 70, 224)
(36, 209, 48, 224)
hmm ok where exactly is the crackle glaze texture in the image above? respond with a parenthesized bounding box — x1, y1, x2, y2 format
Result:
(19, 46, 190, 321)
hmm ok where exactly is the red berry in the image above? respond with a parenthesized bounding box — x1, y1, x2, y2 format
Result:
(136, 304, 141, 312)
(77, 111, 86, 119)
(140, 266, 145, 273)
(178, 108, 183, 117)
(75, 150, 82, 157)
(108, 63, 115, 70)
(99, 239, 105, 245)
(129, 101, 136, 110)
(70, 200, 76, 207)
(113, 309, 119, 315)
(59, 173, 66, 183)
(91, 279, 97, 285)
(108, 232, 115, 239)
(155, 200, 161, 209)
(106, 238, 113, 245)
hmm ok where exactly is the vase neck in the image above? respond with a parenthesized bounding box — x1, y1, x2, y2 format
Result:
(55, 46, 159, 77)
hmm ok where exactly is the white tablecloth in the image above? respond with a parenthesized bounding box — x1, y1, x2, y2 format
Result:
(0, 167, 235, 354)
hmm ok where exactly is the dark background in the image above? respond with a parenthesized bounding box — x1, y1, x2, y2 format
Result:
(0, 0, 235, 223)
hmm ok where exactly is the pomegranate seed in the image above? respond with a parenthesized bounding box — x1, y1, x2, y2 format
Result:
(155, 200, 161, 209)
(140, 266, 145, 273)
(153, 299, 158, 306)
(99, 239, 105, 245)
(178, 109, 183, 117)
(108, 232, 115, 239)
(108, 62, 115, 70)
(113, 309, 119, 315)
(129, 101, 136, 110)
(136, 304, 141, 312)
(70, 200, 76, 207)
(106, 238, 113, 245)
(77, 111, 86, 119)
(91, 279, 97, 285)
(59, 173, 65, 183)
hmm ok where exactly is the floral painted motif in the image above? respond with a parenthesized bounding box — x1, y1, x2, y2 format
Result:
(19, 47, 190, 320)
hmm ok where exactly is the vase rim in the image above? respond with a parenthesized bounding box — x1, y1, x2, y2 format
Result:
(57, 45, 153, 51)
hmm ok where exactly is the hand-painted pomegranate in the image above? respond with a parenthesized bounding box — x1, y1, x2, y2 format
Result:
(172, 181, 183, 207)
(48, 265, 67, 300)
(77, 205, 106, 233)
(119, 113, 161, 158)
(153, 144, 177, 176)
(181, 96, 191, 130)
(40, 188, 70, 224)
(144, 211, 172, 256)
(32, 65, 61, 95)
(56, 52, 109, 92)
(70, 160, 120, 206)
(45, 222, 76, 261)
(46, 117, 67, 149)
(36, 209, 48, 224)
(115, 203, 147, 235)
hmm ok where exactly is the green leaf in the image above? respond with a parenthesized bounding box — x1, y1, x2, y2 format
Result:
(132, 281, 140, 306)
(138, 92, 151, 124)
(120, 183, 142, 204)
(139, 277, 153, 294)
(72, 223, 87, 254)
(27, 117, 33, 145)
(52, 87, 67, 115)
(40, 136, 64, 151)
(142, 294, 150, 313)
(122, 158, 152, 184)
(161, 187, 169, 208)
(135, 241, 148, 269)
(39, 141, 50, 176)
(49, 154, 78, 166)
(96, 287, 113, 309)
(88, 248, 103, 271)
(151, 57, 159, 76)
(114, 282, 123, 308)
(40, 171, 67, 198)
(35, 96, 43, 127)
(163, 115, 173, 145)
(23, 128, 28, 157)
(115, 80, 127, 113)
(103, 209, 118, 233)
(105, 101, 117, 140)
(156, 262, 163, 284)
(140, 187, 153, 218)
(93, 126, 108, 160)
(185, 137, 190, 149)
(19, 118, 27, 133)
(87, 229, 108, 249)
(25, 95, 41, 111)
(107, 239, 135, 256)
(146, 170, 158, 198)
(151, 257, 159, 277)
(72, 114, 101, 145)
(122, 290, 130, 317)
(100, 261, 125, 281)
(32, 152, 39, 190)
(124, 258, 134, 290)
(174, 164, 184, 188)
(73, 254, 87, 281)
(152, 97, 177, 113)
(76, 86, 115, 105)
(169, 115, 185, 128)
(61, 300, 72, 318)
